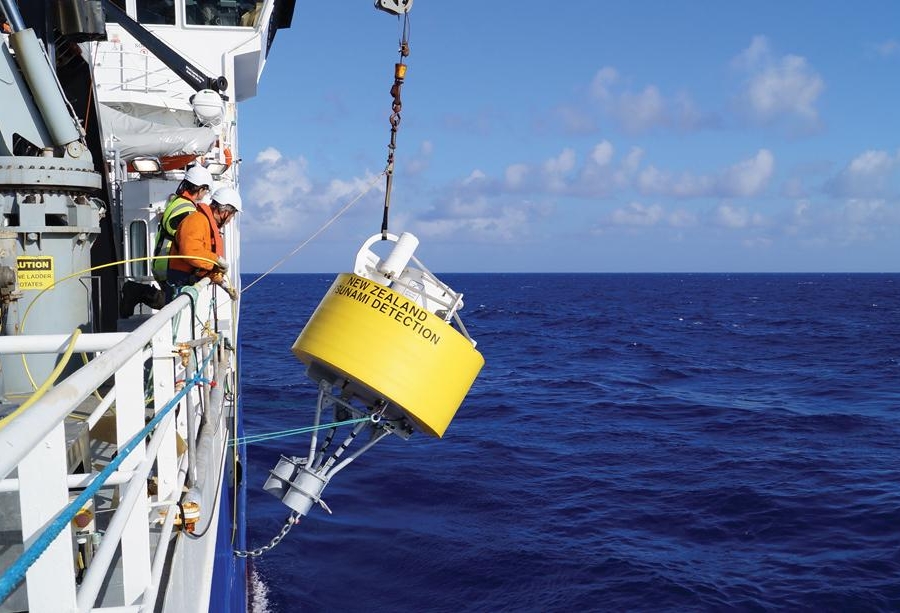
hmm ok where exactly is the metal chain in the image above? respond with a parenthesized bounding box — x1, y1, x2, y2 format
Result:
(233, 512, 301, 558)
(381, 12, 411, 239)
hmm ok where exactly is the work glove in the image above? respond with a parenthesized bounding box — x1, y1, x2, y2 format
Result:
(225, 286, 238, 301)
(209, 271, 224, 285)
(215, 256, 229, 272)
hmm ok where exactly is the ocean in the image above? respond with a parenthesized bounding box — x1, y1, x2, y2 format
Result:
(239, 273, 900, 612)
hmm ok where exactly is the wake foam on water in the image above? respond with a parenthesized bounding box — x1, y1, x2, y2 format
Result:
(249, 566, 271, 613)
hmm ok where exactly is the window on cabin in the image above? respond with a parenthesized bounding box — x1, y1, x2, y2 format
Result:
(185, 0, 257, 27)
(129, 220, 149, 278)
(137, 0, 176, 25)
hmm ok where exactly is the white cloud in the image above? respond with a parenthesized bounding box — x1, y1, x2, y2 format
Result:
(637, 149, 773, 198)
(830, 199, 896, 243)
(542, 148, 577, 191)
(321, 173, 383, 208)
(714, 204, 765, 229)
(733, 36, 824, 124)
(412, 197, 535, 243)
(605, 202, 698, 229)
(747, 56, 823, 120)
(505, 163, 529, 189)
(720, 149, 775, 196)
(582, 64, 719, 135)
(255, 147, 282, 164)
(587, 66, 669, 133)
(576, 143, 642, 196)
(781, 177, 807, 199)
(636, 165, 707, 197)
(847, 150, 895, 176)
(668, 208, 698, 228)
(589, 67, 619, 101)
(620, 147, 644, 175)
(543, 148, 577, 176)
(618, 85, 666, 133)
(242, 149, 383, 242)
(793, 199, 811, 223)
(784, 195, 900, 245)
(732, 35, 770, 71)
(672, 91, 707, 130)
(405, 140, 434, 175)
(610, 202, 665, 226)
(247, 151, 313, 210)
(829, 149, 900, 197)
(839, 198, 900, 231)
(463, 169, 487, 185)
(590, 141, 614, 167)
(554, 105, 597, 134)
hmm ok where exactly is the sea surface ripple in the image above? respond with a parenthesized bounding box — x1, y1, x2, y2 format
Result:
(241, 273, 900, 612)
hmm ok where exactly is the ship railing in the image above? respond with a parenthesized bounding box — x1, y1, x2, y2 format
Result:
(0, 279, 235, 613)
(91, 43, 185, 96)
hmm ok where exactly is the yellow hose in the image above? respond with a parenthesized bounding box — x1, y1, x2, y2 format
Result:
(18, 254, 219, 390)
(0, 329, 82, 432)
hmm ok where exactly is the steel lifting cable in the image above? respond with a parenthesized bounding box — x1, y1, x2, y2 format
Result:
(229, 416, 370, 447)
(240, 171, 384, 294)
(380, 11, 411, 239)
(241, 15, 412, 290)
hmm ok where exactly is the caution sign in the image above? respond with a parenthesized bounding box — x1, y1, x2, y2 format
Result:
(17, 256, 54, 290)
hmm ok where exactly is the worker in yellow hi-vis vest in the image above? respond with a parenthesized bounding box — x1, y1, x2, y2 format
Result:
(120, 165, 213, 317)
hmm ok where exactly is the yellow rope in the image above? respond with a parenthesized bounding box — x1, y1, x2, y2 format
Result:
(81, 352, 104, 401)
(0, 329, 81, 432)
(17, 254, 220, 390)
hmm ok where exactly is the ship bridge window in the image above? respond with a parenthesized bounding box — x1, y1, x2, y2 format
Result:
(106, 0, 126, 22)
(137, 0, 176, 25)
(129, 220, 150, 278)
(185, 0, 256, 27)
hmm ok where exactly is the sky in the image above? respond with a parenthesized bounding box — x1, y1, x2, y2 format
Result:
(237, 1, 900, 273)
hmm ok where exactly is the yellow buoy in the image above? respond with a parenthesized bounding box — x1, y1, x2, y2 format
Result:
(292, 272, 484, 437)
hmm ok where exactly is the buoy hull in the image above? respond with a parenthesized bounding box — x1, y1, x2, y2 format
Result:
(292, 273, 484, 437)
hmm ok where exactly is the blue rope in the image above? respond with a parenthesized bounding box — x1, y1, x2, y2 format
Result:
(0, 346, 218, 604)
(230, 417, 371, 446)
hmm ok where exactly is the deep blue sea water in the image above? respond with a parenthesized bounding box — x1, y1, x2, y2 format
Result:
(240, 273, 900, 612)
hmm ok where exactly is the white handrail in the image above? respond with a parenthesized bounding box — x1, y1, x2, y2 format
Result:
(0, 277, 237, 613)
(0, 332, 128, 353)
(140, 454, 188, 613)
(0, 471, 136, 493)
(0, 286, 200, 481)
(76, 410, 176, 612)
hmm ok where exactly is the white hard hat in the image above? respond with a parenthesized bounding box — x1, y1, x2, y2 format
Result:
(212, 186, 242, 212)
(184, 165, 213, 189)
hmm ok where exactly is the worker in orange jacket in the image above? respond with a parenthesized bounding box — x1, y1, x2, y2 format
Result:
(120, 164, 213, 316)
(166, 186, 241, 300)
